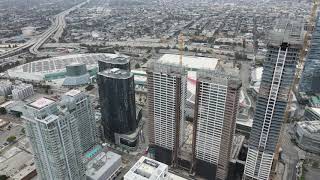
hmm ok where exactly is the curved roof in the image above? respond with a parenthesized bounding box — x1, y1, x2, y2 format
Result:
(9, 53, 119, 74)
(7, 53, 120, 81)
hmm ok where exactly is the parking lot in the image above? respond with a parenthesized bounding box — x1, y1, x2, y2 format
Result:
(0, 117, 25, 150)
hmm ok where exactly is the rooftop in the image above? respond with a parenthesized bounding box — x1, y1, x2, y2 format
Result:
(85, 150, 121, 180)
(98, 68, 133, 79)
(297, 121, 320, 134)
(28, 97, 55, 110)
(311, 107, 320, 116)
(124, 156, 168, 180)
(65, 89, 82, 97)
(12, 83, 32, 90)
(98, 56, 130, 65)
(158, 54, 218, 71)
(8, 53, 119, 75)
(269, 20, 304, 46)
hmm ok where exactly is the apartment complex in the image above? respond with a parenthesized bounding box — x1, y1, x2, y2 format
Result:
(192, 71, 241, 180)
(147, 62, 187, 165)
(299, 13, 320, 94)
(12, 83, 34, 100)
(22, 97, 85, 180)
(244, 21, 303, 180)
(0, 80, 12, 96)
(61, 89, 97, 152)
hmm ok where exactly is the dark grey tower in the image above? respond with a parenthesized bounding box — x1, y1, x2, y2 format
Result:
(98, 56, 130, 72)
(299, 13, 320, 94)
(244, 21, 303, 180)
(97, 68, 137, 142)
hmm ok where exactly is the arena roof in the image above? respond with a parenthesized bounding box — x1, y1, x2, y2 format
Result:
(158, 54, 218, 70)
(7, 53, 120, 81)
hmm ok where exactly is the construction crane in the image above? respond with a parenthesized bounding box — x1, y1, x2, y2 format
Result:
(178, 33, 184, 66)
(272, 0, 319, 173)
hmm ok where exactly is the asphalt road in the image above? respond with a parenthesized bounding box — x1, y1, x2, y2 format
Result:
(281, 124, 300, 180)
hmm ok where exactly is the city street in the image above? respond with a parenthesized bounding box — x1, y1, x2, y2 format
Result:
(280, 124, 303, 180)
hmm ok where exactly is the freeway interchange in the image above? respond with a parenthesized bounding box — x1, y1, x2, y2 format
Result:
(0, 0, 88, 59)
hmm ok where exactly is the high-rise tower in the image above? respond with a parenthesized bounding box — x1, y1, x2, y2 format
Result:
(192, 70, 241, 180)
(61, 89, 97, 153)
(244, 21, 303, 180)
(98, 56, 130, 72)
(299, 13, 320, 94)
(97, 68, 137, 142)
(147, 62, 187, 165)
(23, 98, 85, 180)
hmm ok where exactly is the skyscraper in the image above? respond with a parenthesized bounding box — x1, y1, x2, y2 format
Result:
(299, 13, 320, 94)
(98, 56, 130, 72)
(23, 97, 85, 180)
(61, 89, 97, 153)
(244, 21, 303, 180)
(192, 70, 241, 180)
(97, 68, 137, 142)
(147, 62, 187, 165)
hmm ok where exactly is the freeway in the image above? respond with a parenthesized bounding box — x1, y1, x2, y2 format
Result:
(29, 0, 88, 55)
(0, 1, 88, 59)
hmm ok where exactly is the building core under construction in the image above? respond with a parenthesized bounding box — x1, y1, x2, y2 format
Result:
(244, 20, 303, 180)
(192, 70, 241, 180)
(147, 55, 242, 180)
(147, 62, 187, 165)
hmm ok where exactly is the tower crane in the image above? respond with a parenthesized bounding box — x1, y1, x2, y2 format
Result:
(178, 32, 184, 66)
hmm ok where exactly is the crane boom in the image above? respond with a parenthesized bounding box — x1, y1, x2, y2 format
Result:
(179, 33, 184, 66)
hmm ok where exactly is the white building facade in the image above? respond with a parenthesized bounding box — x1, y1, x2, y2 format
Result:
(147, 62, 187, 165)
(0, 81, 13, 96)
(192, 71, 241, 180)
(62, 90, 97, 153)
(12, 83, 34, 100)
(23, 98, 85, 180)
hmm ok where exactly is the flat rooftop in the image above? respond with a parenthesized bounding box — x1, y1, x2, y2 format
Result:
(86, 150, 121, 180)
(65, 89, 82, 97)
(297, 121, 320, 134)
(28, 97, 55, 109)
(124, 156, 168, 180)
(311, 107, 320, 116)
(98, 68, 132, 79)
(158, 54, 218, 70)
(269, 20, 304, 46)
(98, 56, 130, 64)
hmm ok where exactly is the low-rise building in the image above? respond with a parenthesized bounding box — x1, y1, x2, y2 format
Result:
(12, 83, 34, 100)
(295, 121, 320, 154)
(85, 145, 122, 180)
(124, 156, 187, 180)
(304, 107, 320, 121)
(124, 156, 169, 180)
(0, 80, 12, 96)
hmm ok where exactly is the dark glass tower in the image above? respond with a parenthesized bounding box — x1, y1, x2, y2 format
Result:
(299, 13, 320, 93)
(97, 68, 137, 142)
(98, 56, 130, 72)
(244, 21, 303, 180)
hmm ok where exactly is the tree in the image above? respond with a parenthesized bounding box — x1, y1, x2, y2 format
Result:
(135, 63, 140, 69)
(6, 136, 16, 143)
(21, 128, 25, 134)
(0, 175, 9, 180)
(312, 161, 319, 168)
(0, 107, 6, 115)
